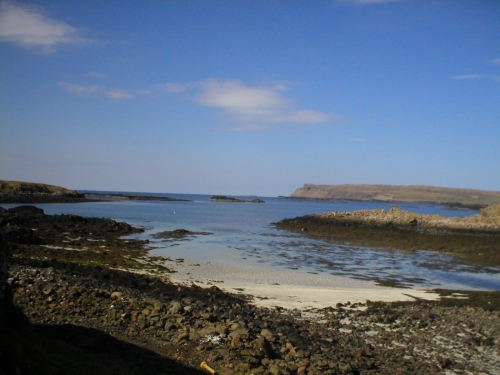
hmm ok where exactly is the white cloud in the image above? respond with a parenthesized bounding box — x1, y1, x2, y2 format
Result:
(106, 88, 133, 100)
(451, 74, 500, 83)
(452, 74, 483, 80)
(0, 1, 87, 50)
(58, 82, 133, 100)
(196, 80, 286, 111)
(179, 79, 331, 130)
(492, 58, 500, 65)
(57, 82, 103, 95)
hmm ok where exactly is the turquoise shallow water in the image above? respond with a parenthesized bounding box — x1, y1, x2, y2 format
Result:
(2, 192, 499, 290)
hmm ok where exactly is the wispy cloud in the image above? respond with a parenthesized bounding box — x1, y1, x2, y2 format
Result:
(160, 79, 332, 131)
(492, 58, 500, 65)
(106, 88, 133, 100)
(0, 1, 88, 51)
(57, 82, 133, 100)
(57, 82, 103, 95)
(451, 74, 500, 83)
(59, 77, 333, 126)
(154, 82, 193, 93)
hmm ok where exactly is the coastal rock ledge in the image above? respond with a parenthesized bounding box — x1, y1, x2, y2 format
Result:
(275, 205, 500, 267)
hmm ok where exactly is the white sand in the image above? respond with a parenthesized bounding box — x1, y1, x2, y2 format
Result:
(160, 259, 439, 310)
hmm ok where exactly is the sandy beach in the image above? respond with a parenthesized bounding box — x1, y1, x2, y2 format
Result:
(161, 258, 439, 310)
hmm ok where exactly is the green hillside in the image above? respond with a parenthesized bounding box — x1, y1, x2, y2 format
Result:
(0, 180, 85, 203)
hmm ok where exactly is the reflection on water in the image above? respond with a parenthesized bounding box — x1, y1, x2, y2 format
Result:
(145, 226, 500, 291)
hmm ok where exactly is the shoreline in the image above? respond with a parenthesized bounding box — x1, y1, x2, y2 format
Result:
(3, 206, 500, 374)
(275, 206, 500, 268)
(156, 258, 439, 310)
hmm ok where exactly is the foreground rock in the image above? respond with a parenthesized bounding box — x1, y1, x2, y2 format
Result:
(275, 206, 500, 267)
(1, 207, 500, 374)
(153, 229, 212, 239)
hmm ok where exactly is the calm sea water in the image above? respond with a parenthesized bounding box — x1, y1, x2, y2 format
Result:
(3, 192, 499, 291)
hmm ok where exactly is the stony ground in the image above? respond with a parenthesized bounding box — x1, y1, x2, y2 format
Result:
(1, 206, 500, 375)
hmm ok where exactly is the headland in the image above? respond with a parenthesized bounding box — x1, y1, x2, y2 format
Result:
(0, 180, 192, 203)
(0, 180, 88, 203)
(288, 184, 500, 209)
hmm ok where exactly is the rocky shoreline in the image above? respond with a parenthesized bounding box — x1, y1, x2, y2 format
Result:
(1, 207, 500, 374)
(0, 193, 89, 204)
(275, 206, 500, 268)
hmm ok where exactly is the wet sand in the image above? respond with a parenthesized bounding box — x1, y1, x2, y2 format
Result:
(156, 258, 439, 309)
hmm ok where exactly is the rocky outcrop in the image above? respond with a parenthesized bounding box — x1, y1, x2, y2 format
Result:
(210, 196, 265, 203)
(305, 206, 500, 233)
(153, 229, 212, 239)
(275, 206, 500, 267)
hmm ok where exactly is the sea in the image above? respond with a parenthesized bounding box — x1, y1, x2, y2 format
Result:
(3, 192, 500, 291)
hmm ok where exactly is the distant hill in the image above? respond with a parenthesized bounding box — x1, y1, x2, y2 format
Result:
(289, 184, 500, 207)
(0, 180, 87, 203)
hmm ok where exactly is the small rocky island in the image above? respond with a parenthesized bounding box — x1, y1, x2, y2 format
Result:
(209, 195, 264, 203)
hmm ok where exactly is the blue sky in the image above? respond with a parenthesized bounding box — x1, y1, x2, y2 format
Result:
(1, 0, 499, 196)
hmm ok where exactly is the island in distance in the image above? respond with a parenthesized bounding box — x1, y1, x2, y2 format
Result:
(209, 195, 265, 203)
(0, 180, 190, 203)
(84, 193, 191, 202)
(287, 183, 500, 209)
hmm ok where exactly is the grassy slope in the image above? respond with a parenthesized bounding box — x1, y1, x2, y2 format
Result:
(290, 184, 500, 206)
(0, 180, 78, 195)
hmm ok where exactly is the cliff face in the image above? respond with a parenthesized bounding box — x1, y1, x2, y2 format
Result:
(0, 180, 86, 203)
(290, 184, 500, 206)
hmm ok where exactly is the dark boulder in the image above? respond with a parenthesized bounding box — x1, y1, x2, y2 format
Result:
(8, 206, 44, 215)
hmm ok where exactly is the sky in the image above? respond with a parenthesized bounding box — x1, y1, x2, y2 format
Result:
(0, 0, 499, 196)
